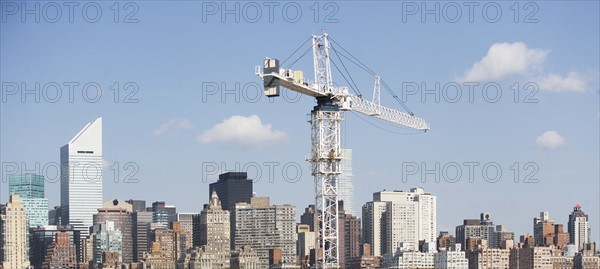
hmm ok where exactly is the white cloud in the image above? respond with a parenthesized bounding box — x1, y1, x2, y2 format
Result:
(198, 115, 287, 148)
(535, 130, 565, 150)
(536, 72, 587, 92)
(154, 119, 193, 136)
(457, 42, 548, 82)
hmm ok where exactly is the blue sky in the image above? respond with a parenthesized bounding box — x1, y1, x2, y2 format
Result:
(1, 1, 599, 243)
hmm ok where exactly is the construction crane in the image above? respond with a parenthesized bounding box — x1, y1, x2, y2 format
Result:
(255, 31, 429, 269)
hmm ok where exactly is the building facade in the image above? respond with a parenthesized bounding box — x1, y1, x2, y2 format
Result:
(568, 205, 591, 250)
(93, 199, 134, 263)
(339, 149, 356, 216)
(60, 117, 103, 239)
(8, 173, 49, 227)
(3, 195, 31, 268)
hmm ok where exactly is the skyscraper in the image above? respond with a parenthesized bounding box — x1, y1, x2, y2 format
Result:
(8, 173, 49, 227)
(93, 199, 134, 263)
(209, 172, 253, 211)
(200, 191, 230, 252)
(60, 117, 103, 238)
(3, 195, 31, 268)
(234, 196, 296, 267)
(568, 205, 591, 250)
(363, 187, 436, 255)
(339, 149, 356, 216)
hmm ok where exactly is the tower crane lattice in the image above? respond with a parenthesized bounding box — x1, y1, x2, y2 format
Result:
(255, 31, 429, 269)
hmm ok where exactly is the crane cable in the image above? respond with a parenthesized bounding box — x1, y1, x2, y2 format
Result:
(329, 37, 415, 115)
(280, 36, 312, 68)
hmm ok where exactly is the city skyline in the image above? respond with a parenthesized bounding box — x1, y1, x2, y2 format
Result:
(1, 2, 599, 264)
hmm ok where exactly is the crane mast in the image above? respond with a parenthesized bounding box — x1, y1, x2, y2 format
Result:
(256, 31, 429, 269)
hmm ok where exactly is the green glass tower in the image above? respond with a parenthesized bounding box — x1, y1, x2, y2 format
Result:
(8, 174, 49, 227)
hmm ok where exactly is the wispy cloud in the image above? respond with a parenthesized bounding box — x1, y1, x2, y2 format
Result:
(535, 72, 588, 93)
(154, 119, 193, 137)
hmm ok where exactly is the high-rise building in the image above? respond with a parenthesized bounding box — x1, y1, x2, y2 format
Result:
(176, 212, 197, 240)
(60, 117, 103, 239)
(30, 225, 81, 268)
(339, 149, 356, 216)
(126, 199, 147, 213)
(456, 213, 513, 249)
(209, 172, 253, 211)
(339, 201, 361, 268)
(93, 199, 133, 263)
(3, 195, 31, 268)
(91, 220, 123, 266)
(362, 200, 387, 257)
(132, 211, 152, 262)
(297, 224, 315, 262)
(151, 201, 176, 228)
(48, 206, 61, 226)
(533, 211, 555, 246)
(300, 205, 316, 232)
(234, 196, 296, 267)
(363, 187, 436, 255)
(200, 191, 230, 252)
(436, 231, 456, 251)
(8, 173, 49, 227)
(41, 231, 78, 269)
(568, 205, 591, 250)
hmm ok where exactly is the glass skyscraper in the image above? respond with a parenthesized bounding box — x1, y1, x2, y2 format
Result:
(339, 149, 355, 216)
(8, 173, 49, 227)
(60, 117, 103, 238)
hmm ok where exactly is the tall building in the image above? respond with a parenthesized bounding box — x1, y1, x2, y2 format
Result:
(339, 201, 361, 268)
(3, 195, 31, 268)
(300, 205, 316, 232)
(209, 172, 253, 211)
(568, 205, 591, 250)
(30, 225, 81, 268)
(297, 224, 315, 262)
(151, 201, 176, 228)
(533, 211, 555, 246)
(176, 212, 197, 240)
(41, 231, 78, 269)
(234, 196, 296, 267)
(339, 149, 356, 216)
(456, 213, 513, 249)
(436, 231, 456, 251)
(362, 200, 388, 257)
(60, 117, 103, 239)
(200, 191, 230, 252)
(93, 199, 134, 263)
(8, 173, 49, 227)
(132, 211, 152, 261)
(126, 199, 146, 213)
(363, 187, 436, 256)
(92, 220, 123, 266)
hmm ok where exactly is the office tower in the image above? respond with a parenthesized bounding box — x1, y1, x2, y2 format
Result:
(92, 220, 123, 266)
(363, 187, 436, 256)
(209, 172, 253, 211)
(176, 212, 197, 239)
(456, 213, 513, 249)
(3, 195, 31, 268)
(362, 200, 388, 257)
(434, 243, 468, 269)
(126, 199, 147, 213)
(60, 117, 103, 239)
(234, 197, 296, 267)
(297, 224, 316, 262)
(30, 225, 81, 268)
(8, 173, 49, 227)
(200, 191, 230, 252)
(41, 231, 78, 269)
(300, 205, 316, 232)
(132, 211, 152, 262)
(93, 199, 133, 263)
(339, 149, 356, 216)
(339, 201, 361, 268)
(151, 201, 176, 228)
(568, 205, 591, 250)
